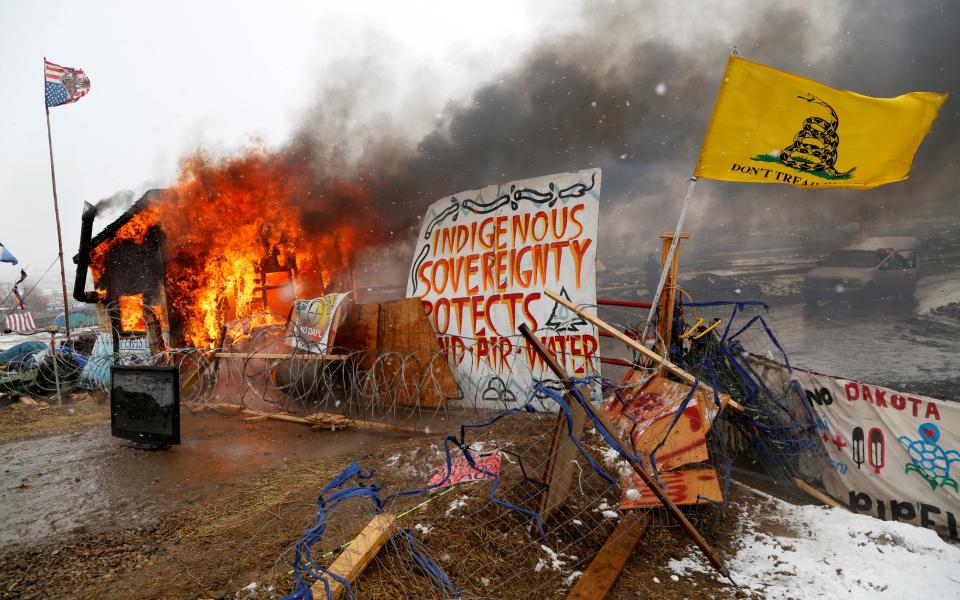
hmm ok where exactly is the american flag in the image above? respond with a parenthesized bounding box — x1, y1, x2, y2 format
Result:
(4, 312, 37, 333)
(45, 59, 90, 107)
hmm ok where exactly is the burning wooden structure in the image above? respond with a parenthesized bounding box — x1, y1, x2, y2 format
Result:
(72, 187, 358, 349)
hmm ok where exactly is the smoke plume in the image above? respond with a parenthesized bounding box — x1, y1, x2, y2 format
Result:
(233, 1, 960, 287)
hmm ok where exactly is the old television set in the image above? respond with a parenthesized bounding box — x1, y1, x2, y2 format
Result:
(110, 365, 180, 449)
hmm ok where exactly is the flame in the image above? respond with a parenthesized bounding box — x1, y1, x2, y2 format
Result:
(89, 147, 378, 347)
(118, 294, 146, 332)
(118, 294, 168, 333)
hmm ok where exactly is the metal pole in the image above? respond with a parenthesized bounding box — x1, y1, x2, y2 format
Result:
(50, 329, 63, 406)
(43, 57, 73, 344)
(639, 176, 698, 347)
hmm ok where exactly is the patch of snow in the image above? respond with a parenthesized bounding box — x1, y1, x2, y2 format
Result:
(624, 488, 641, 501)
(572, 519, 583, 526)
(446, 495, 469, 516)
(652, 576, 660, 584)
(481, 577, 490, 587)
(534, 544, 578, 573)
(601, 510, 619, 519)
(414, 523, 432, 535)
(563, 570, 583, 587)
(384, 454, 400, 467)
(669, 494, 960, 599)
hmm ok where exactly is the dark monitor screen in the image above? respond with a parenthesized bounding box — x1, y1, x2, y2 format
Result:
(110, 365, 180, 445)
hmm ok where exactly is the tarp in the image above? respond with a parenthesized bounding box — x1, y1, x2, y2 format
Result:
(750, 356, 960, 539)
(53, 312, 99, 328)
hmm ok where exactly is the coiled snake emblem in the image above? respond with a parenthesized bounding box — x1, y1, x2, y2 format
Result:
(779, 94, 856, 178)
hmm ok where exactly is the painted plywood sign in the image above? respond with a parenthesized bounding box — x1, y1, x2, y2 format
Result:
(751, 357, 960, 539)
(407, 169, 601, 406)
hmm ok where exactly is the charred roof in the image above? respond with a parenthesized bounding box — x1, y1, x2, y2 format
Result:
(72, 189, 165, 265)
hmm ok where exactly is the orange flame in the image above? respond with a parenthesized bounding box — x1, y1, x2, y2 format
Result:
(89, 147, 379, 347)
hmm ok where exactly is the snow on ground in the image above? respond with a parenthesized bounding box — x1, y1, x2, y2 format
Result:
(670, 489, 960, 599)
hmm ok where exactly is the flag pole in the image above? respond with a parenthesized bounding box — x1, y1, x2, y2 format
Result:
(638, 175, 698, 348)
(43, 56, 73, 344)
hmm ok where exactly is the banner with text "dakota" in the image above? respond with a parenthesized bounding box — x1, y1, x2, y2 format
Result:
(407, 169, 601, 406)
(695, 56, 946, 189)
(752, 357, 960, 539)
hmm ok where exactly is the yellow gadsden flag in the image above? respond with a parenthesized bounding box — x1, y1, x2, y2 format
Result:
(695, 56, 947, 189)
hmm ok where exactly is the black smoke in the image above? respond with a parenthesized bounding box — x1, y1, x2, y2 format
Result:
(294, 1, 957, 277)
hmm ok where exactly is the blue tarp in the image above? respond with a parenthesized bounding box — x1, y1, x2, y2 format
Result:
(0, 341, 46, 366)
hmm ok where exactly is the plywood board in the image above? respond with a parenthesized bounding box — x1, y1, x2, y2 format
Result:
(619, 468, 722, 509)
(376, 297, 456, 408)
(603, 374, 730, 471)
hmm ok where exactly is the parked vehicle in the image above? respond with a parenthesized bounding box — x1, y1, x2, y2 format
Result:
(802, 237, 918, 306)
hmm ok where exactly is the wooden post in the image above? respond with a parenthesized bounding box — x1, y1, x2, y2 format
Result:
(311, 513, 396, 599)
(518, 323, 732, 582)
(793, 478, 850, 511)
(656, 231, 690, 361)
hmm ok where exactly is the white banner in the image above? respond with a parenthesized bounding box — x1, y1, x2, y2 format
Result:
(407, 169, 601, 405)
(752, 357, 960, 539)
(291, 293, 349, 353)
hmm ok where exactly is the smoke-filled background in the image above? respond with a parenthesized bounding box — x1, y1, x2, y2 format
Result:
(1, 0, 956, 294)
(288, 0, 959, 287)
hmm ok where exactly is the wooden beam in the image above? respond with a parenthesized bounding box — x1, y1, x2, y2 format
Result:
(214, 352, 348, 360)
(565, 512, 652, 600)
(314, 418, 430, 435)
(543, 289, 743, 413)
(312, 513, 397, 599)
(793, 477, 850, 511)
(535, 385, 589, 530)
(518, 323, 732, 582)
(240, 408, 351, 428)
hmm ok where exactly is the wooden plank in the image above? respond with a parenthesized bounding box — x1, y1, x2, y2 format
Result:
(315, 419, 430, 435)
(312, 513, 397, 599)
(240, 408, 351, 428)
(565, 512, 652, 600)
(536, 397, 589, 527)
(793, 477, 850, 511)
(544, 290, 743, 412)
(214, 352, 347, 360)
(243, 415, 269, 423)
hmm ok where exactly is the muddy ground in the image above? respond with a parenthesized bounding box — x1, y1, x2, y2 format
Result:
(2, 220, 958, 599)
(0, 398, 780, 600)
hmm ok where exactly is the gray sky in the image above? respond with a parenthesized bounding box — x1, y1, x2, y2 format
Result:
(1, 1, 955, 292)
(0, 0, 552, 286)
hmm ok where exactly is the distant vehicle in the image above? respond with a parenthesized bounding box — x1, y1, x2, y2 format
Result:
(802, 237, 918, 306)
(681, 273, 762, 303)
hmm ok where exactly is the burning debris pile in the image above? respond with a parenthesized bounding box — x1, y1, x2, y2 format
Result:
(77, 149, 381, 348)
